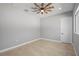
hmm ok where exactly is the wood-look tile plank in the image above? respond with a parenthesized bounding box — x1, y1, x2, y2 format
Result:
(0, 39, 75, 56)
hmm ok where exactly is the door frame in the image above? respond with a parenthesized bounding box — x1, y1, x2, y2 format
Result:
(74, 5, 79, 34)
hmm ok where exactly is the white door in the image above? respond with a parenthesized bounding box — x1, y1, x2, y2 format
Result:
(60, 17, 72, 43)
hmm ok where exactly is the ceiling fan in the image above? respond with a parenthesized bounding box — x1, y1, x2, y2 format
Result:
(31, 3, 54, 14)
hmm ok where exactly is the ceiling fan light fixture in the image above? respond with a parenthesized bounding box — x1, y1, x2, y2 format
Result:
(31, 3, 54, 15)
(41, 10, 44, 12)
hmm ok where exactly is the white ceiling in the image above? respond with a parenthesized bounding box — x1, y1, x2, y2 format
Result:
(0, 3, 75, 18)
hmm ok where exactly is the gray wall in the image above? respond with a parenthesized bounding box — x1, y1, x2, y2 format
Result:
(40, 12, 72, 42)
(0, 4, 40, 50)
(0, 3, 74, 51)
(40, 14, 60, 41)
(60, 12, 72, 43)
(73, 3, 79, 55)
(73, 34, 79, 55)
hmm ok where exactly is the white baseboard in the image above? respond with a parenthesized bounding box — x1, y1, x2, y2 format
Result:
(0, 38, 74, 54)
(0, 38, 40, 53)
(40, 38, 72, 43)
(0, 38, 63, 53)
(39, 38, 63, 43)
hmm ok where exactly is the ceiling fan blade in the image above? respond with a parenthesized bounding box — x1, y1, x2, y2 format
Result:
(45, 3, 52, 8)
(34, 3, 40, 8)
(31, 7, 38, 9)
(44, 11, 48, 14)
(41, 3, 44, 7)
(47, 10, 52, 12)
(41, 12, 43, 14)
(32, 11, 36, 12)
(46, 6, 54, 9)
(32, 10, 38, 12)
(37, 11, 40, 14)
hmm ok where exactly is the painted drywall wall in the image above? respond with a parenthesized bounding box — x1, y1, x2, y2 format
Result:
(73, 3, 79, 55)
(60, 13, 72, 43)
(0, 4, 40, 50)
(0, 3, 73, 51)
(40, 12, 72, 43)
(40, 14, 60, 41)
